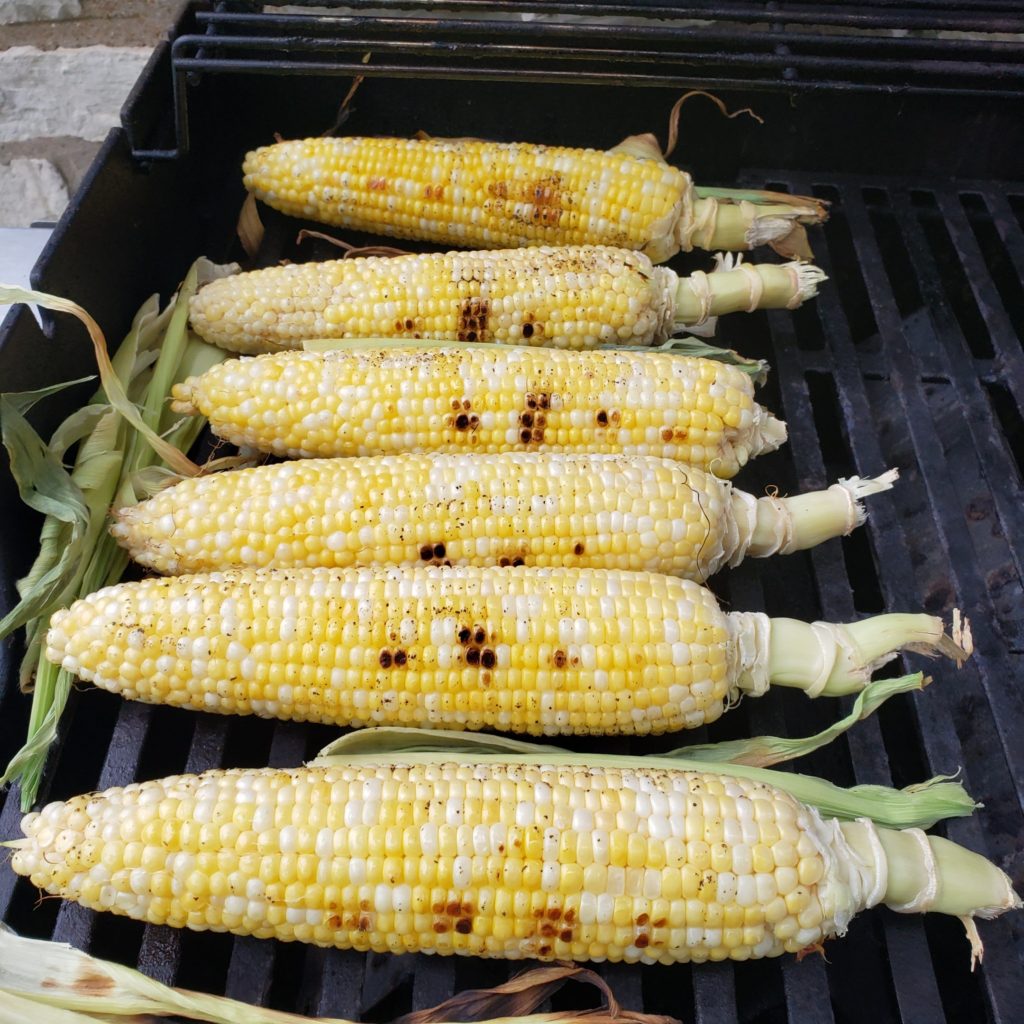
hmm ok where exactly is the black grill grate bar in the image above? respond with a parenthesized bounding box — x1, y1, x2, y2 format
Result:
(231, 1, 1024, 35)
(691, 961, 737, 1023)
(935, 192, 1024, 407)
(884, 189, 1024, 583)
(758, 238, 946, 1021)
(981, 191, 1024, 287)
(794, 177, 1024, 1019)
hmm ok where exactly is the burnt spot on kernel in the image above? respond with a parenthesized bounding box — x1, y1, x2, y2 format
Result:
(480, 649, 496, 670)
(573, 541, 585, 555)
(522, 322, 534, 339)
(661, 428, 674, 442)
(551, 650, 567, 669)
(466, 647, 481, 666)
(455, 413, 470, 430)
(433, 921, 449, 933)
(563, 909, 576, 924)
(379, 650, 393, 669)
(455, 918, 473, 935)
(636, 913, 650, 926)
(596, 410, 609, 426)
(458, 626, 472, 643)
(560, 929, 574, 942)
(635, 934, 650, 949)
(393, 650, 408, 667)
(458, 298, 489, 342)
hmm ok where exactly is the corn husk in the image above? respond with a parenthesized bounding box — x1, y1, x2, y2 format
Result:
(0, 927, 675, 1024)
(0, 262, 235, 808)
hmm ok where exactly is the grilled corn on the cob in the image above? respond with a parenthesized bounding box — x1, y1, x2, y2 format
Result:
(243, 136, 828, 262)
(111, 453, 896, 579)
(188, 246, 826, 355)
(9, 755, 1017, 964)
(171, 346, 785, 478)
(46, 565, 963, 735)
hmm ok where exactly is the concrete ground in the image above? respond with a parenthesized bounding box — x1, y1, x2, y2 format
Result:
(0, 0, 180, 227)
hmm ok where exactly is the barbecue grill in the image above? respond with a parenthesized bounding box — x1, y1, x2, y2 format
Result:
(1, 2, 1022, 1021)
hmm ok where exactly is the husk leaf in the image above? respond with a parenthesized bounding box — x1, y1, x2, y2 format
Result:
(0, 927, 678, 1024)
(313, 727, 976, 831)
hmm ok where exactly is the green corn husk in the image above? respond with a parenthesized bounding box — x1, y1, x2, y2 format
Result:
(0, 927, 676, 1024)
(313, 721, 977, 832)
(299, 335, 767, 381)
(0, 262, 236, 809)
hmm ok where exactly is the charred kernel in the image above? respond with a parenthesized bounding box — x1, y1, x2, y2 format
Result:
(393, 650, 408, 667)
(379, 650, 393, 669)
(466, 648, 481, 666)
(420, 545, 435, 560)
(433, 543, 446, 558)
(480, 649, 496, 669)
(596, 410, 609, 426)
(458, 627, 472, 644)
(573, 542, 585, 555)
(636, 934, 650, 948)
(520, 429, 533, 443)
(662, 428, 674, 442)
(522, 323, 534, 339)
(455, 414, 470, 430)
(455, 918, 473, 935)
(520, 412, 534, 428)
(474, 628, 486, 644)
(552, 650, 567, 669)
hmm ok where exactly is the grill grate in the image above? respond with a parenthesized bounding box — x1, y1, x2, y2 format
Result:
(2, 16, 1023, 1023)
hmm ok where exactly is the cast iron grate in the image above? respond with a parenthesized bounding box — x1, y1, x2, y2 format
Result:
(2, 167, 1022, 1020)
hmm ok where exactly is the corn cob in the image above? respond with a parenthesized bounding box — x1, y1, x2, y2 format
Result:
(9, 756, 1017, 964)
(171, 346, 785, 478)
(111, 453, 896, 579)
(46, 565, 964, 736)
(243, 136, 828, 262)
(188, 246, 826, 356)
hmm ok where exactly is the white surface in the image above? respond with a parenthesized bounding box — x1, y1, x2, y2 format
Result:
(0, 46, 151, 144)
(0, 158, 69, 228)
(0, 0, 80, 25)
(0, 226, 52, 301)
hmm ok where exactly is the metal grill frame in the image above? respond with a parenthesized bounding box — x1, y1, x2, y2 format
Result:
(2, 5, 1023, 1022)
